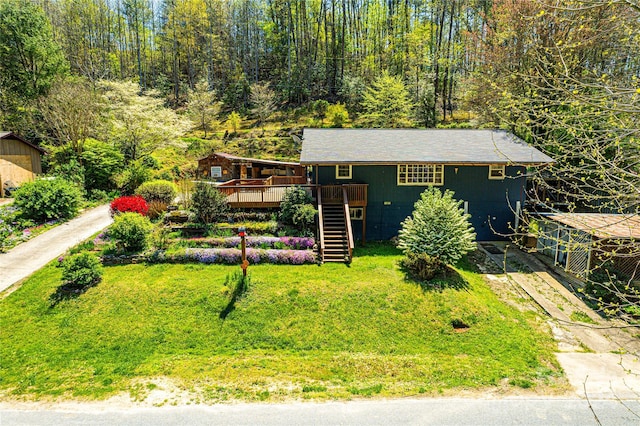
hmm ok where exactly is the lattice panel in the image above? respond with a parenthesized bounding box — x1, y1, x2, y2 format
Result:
(567, 230, 592, 279)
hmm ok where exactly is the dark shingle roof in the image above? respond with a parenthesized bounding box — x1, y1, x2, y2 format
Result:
(198, 152, 300, 167)
(300, 128, 554, 165)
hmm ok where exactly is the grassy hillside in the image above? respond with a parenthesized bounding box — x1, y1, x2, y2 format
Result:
(0, 245, 564, 402)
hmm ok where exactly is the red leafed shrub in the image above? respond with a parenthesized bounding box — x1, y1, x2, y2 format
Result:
(110, 196, 148, 216)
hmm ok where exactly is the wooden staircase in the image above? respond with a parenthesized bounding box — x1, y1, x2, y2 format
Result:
(317, 186, 355, 264)
(321, 204, 350, 262)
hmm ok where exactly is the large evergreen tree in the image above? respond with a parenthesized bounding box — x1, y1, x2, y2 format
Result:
(398, 187, 476, 266)
(360, 73, 414, 128)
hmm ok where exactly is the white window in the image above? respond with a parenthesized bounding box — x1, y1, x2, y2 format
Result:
(397, 164, 444, 185)
(336, 164, 352, 179)
(349, 207, 364, 220)
(488, 165, 505, 180)
(210, 166, 222, 178)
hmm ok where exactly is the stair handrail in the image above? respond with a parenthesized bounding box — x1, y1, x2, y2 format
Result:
(342, 186, 354, 261)
(317, 188, 325, 262)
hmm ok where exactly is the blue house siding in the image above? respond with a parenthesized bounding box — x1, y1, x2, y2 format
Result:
(315, 164, 526, 241)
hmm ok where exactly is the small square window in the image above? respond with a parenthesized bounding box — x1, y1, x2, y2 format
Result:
(349, 207, 364, 220)
(488, 165, 505, 180)
(336, 165, 352, 179)
(211, 166, 222, 178)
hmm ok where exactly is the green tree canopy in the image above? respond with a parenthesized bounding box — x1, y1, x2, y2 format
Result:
(81, 138, 125, 192)
(99, 80, 190, 162)
(361, 73, 414, 128)
(0, 0, 68, 101)
(187, 80, 221, 138)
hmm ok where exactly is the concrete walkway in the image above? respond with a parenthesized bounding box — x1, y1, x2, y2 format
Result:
(0, 204, 113, 294)
(479, 242, 640, 400)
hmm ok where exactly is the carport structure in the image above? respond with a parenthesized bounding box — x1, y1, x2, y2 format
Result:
(536, 213, 640, 279)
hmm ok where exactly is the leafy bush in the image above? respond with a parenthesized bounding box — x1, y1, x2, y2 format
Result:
(51, 158, 85, 191)
(13, 177, 82, 222)
(400, 251, 443, 281)
(398, 187, 476, 265)
(116, 159, 151, 195)
(110, 196, 149, 216)
(109, 212, 153, 252)
(191, 182, 228, 224)
(325, 103, 349, 128)
(292, 203, 317, 232)
(135, 179, 177, 204)
(61, 252, 103, 290)
(81, 138, 124, 192)
(216, 221, 278, 235)
(279, 186, 312, 225)
(150, 226, 171, 250)
(226, 211, 273, 222)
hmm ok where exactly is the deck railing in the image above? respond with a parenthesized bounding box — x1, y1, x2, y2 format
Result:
(218, 179, 265, 187)
(319, 184, 368, 207)
(218, 183, 314, 208)
(266, 176, 307, 185)
(217, 181, 366, 210)
(343, 187, 354, 260)
(317, 189, 325, 261)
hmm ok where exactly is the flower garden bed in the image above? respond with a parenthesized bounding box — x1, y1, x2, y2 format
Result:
(176, 236, 315, 250)
(151, 247, 317, 265)
(97, 229, 317, 266)
(0, 205, 59, 252)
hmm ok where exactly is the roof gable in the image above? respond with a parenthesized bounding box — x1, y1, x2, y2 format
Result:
(299, 128, 554, 165)
(0, 131, 47, 154)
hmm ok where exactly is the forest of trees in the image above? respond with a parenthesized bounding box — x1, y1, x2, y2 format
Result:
(0, 0, 638, 210)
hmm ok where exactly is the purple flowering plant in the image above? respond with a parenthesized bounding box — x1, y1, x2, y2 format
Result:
(175, 236, 315, 250)
(179, 248, 317, 265)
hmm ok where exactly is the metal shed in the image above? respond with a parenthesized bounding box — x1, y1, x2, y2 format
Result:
(536, 213, 640, 279)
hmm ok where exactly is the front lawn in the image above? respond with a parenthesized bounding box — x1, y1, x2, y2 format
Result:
(0, 244, 564, 402)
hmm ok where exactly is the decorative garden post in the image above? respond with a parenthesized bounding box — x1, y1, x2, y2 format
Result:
(238, 226, 248, 276)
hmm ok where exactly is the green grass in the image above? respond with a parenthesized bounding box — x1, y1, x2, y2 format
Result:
(570, 310, 597, 324)
(0, 244, 563, 402)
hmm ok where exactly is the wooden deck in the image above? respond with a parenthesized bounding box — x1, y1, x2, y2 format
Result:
(221, 186, 293, 208)
(217, 181, 368, 210)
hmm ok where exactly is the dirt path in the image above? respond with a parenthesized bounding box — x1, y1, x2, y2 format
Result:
(479, 242, 640, 400)
(0, 204, 113, 295)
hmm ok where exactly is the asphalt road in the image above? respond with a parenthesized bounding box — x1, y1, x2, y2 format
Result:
(0, 204, 112, 293)
(3, 398, 640, 426)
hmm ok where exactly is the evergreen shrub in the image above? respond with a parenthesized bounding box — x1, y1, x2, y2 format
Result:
(398, 187, 476, 267)
(191, 182, 228, 224)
